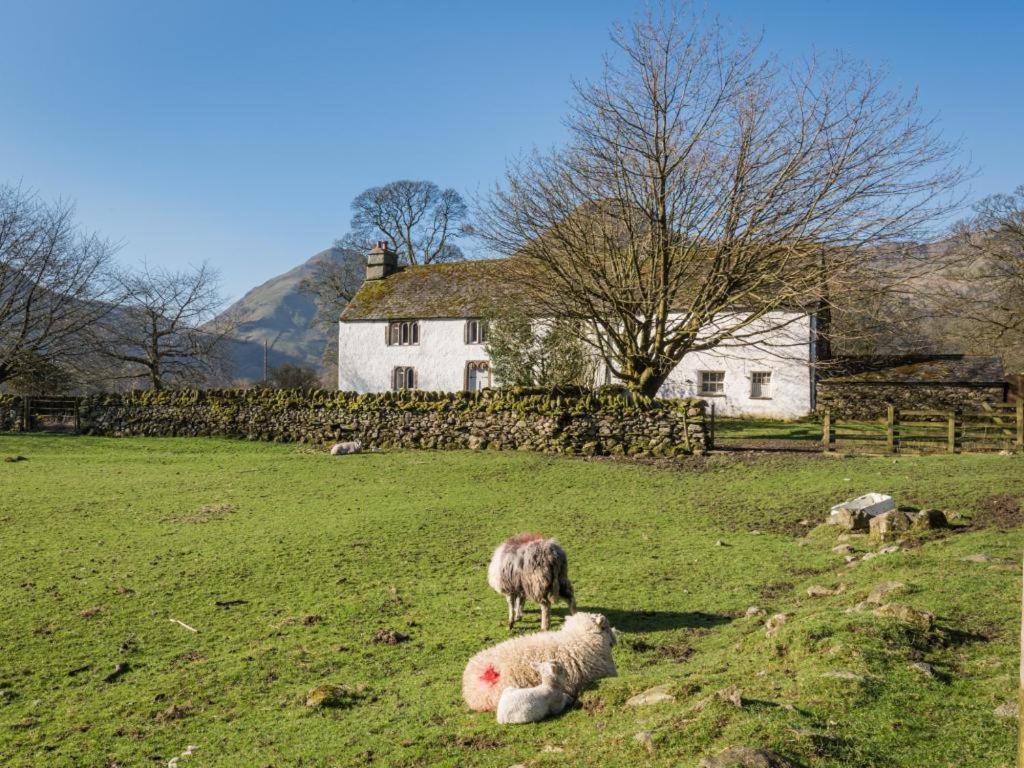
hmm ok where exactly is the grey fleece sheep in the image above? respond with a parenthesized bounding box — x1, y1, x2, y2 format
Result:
(487, 533, 576, 630)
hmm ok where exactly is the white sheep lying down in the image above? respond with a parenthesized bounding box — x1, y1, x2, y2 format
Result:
(330, 440, 362, 455)
(463, 612, 618, 712)
(496, 660, 573, 724)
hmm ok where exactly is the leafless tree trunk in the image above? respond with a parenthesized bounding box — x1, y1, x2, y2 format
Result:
(477, 3, 964, 396)
(345, 180, 469, 265)
(0, 184, 119, 388)
(103, 263, 234, 389)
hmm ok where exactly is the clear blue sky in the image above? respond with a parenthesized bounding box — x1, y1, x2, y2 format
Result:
(2, 0, 1021, 299)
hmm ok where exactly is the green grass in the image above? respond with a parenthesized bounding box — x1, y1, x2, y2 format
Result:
(713, 417, 822, 441)
(0, 435, 1021, 767)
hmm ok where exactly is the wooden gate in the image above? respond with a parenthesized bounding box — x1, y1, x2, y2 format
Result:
(822, 401, 1024, 454)
(19, 396, 82, 433)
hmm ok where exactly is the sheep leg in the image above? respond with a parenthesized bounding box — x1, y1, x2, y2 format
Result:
(540, 599, 551, 631)
(506, 594, 516, 629)
(514, 594, 524, 621)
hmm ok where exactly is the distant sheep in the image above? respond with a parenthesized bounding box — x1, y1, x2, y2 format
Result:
(462, 612, 618, 712)
(487, 533, 576, 630)
(330, 441, 363, 456)
(496, 659, 573, 725)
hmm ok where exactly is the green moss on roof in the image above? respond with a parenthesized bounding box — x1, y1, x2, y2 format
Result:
(820, 355, 1006, 385)
(341, 258, 525, 320)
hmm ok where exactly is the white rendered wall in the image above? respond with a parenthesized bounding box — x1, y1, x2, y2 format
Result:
(658, 313, 814, 418)
(339, 312, 814, 418)
(338, 319, 492, 393)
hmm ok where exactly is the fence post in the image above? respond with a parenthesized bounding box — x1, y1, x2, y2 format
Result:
(886, 405, 895, 453)
(1017, 401, 1023, 453)
(822, 410, 833, 452)
(947, 410, 959, 454)
(709, 402, 715, 449)
(21, 396, 30, 432)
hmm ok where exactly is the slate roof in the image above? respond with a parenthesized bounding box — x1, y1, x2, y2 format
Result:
(340, 259, 524, 321)
(819, 355, 1006, 385)
(341, 255, 818, 321)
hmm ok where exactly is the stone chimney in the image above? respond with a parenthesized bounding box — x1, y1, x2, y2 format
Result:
(365, 240, 398, 281)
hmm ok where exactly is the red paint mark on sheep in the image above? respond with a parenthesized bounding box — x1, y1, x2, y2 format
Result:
(480, 665, 500, 685)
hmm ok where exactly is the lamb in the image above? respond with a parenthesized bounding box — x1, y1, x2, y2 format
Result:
(330, 440, 363, 455)
(462, 612, 618, 712)
(496, 660, 574, 724)
(487, 533, 576, 630)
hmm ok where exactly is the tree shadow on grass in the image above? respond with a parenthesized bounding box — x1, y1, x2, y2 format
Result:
(579, 606, 734, 633)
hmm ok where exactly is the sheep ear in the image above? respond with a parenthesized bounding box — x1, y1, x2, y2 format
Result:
(530, 661, 542, 671)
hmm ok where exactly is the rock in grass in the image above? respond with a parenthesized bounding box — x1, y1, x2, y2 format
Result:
(963, 553, 996, 563)
(909, 661, 936, 679)
(103, 662, 130, 683)
(634, 730, 655, 754)
(305, 684, 353, 708)
(745, 606, 765, 618)
(831, 508, 871, 532)
(869, 511, 913, 543)
(626, 684, 675, 706)
(873, 603, 935, 630)
(698, 746, 799, 767)
(716, 685, 742, 708)
(912, 509, 948, 531)
(994, 701, 1018, 719)
(831, 543, 854, 555)
(371, 628, 410, 645)
(807, 584, 844, 598)
(764, 613, 788, 636)
(866, 581, 905, 604)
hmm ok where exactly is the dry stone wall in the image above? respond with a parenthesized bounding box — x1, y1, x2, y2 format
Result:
(816, 383, 1008, 420)
(76, 388, 709, 456)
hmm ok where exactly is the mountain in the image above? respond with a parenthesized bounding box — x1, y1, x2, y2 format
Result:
(217, 246, 361, 383)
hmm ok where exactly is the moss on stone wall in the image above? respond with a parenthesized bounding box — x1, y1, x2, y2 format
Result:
(77, 387, 708, 457)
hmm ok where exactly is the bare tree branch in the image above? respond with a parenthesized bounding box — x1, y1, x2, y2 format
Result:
(476, 3, 965, 396)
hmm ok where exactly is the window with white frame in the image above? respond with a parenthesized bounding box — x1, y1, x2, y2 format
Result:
(750, 371, 772, 399)
(465, 319, 487, 344)
(386, 320, 419, 346)
(392, 366, 417, 391)
(698, 370, 726, 396)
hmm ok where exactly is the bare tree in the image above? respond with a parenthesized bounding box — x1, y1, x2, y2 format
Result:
(267, 362, 320, 389)
(344, 180, 469, 265)
(477, 4, 964, 396)
(936, 186, 1024, 369)
(0, 184, 118, 388)
(104, 263, 234, 389)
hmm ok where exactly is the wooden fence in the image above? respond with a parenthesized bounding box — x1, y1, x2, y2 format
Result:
(822, 401, 1023, 454)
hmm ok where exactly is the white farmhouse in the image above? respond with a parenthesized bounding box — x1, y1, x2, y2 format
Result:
(339, 242, 822, 418)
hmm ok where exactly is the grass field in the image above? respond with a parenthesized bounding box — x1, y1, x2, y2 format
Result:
(1, 435, 1022, 767)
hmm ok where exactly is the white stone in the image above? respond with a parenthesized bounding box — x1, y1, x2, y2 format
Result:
(828, 493, 896, 524)
(626, 684, 676, 706)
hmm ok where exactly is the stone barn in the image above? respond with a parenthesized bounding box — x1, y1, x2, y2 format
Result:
(815, 355, 1008, 419)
